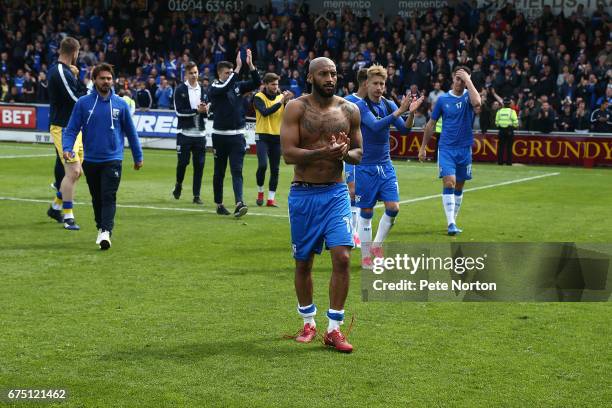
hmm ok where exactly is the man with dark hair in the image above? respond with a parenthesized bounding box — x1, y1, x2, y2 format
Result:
(280, 57, 363, 353)
(62, 63, 143, 250)
(47, 36, 87, 230)
(172, 61, 209, 204)
(253, 72, 293, 207)
(536, 101, 556, 133)
(590, 100, 612, 133)
(209, 50, 261, 217)
(419, 65, 481, 236)
(136, 81, 152, 110)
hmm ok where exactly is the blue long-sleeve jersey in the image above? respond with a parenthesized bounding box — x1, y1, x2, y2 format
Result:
(344, 93, 361, 104)
(63, 88, 143, 163)
(355, 98, 410, 165)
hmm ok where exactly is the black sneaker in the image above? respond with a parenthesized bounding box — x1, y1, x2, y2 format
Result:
(234, 202, 248, 218)
(47, 206, 63, 223)
(216, 205, 230, 215)
(172, 183, 182, 199)
(193, 196, 203, 205)
(63, 218, 80, 231)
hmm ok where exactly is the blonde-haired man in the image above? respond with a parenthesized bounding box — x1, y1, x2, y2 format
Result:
(354, 65, 423, 268)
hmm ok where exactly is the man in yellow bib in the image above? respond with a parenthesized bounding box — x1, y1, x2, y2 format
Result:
(495, 97, 518, 165)
(254, 73, 293, 207)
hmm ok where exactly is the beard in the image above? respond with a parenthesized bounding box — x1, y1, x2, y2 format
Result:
(96, 83, 111, 94)
(312, 81, 335, 98)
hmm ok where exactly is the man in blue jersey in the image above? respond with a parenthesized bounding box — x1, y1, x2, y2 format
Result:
(343, 68, 368, 247)
(355, 65, 424, 268)
(419, 66, 481, 235)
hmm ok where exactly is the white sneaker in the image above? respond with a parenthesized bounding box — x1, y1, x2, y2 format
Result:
(95, 229, 103, 245)
(99, 230, 111, 250)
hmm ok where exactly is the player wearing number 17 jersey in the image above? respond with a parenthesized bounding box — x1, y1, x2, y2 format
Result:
(419, 66, 481, 236)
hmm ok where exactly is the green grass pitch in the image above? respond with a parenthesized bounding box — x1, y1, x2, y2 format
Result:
(0, 141, 611, 407)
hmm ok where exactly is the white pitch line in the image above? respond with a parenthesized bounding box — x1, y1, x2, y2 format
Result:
(0, 196, 289, 218)
(0, 144, 52, 150)
(375, 172, 560, 208)
(0, 154, 55, 159)
(0, 172, 560, 217)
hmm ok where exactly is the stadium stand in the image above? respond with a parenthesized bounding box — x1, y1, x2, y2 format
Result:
(0, 1, 610, 132)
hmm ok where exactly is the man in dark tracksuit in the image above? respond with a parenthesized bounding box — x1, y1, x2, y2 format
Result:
(47, 37, 88, 230)
(172, 61, 209, 204)
(62, 63, 143, 250)
(136, 81, 153, 110)
(209, 49, 261, 217)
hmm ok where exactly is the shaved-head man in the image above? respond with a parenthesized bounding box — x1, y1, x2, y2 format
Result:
(280, 57, 363, 352)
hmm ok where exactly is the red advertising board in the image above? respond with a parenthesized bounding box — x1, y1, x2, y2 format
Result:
(390, 131, 612, 167)
(0, 105, 37, 129)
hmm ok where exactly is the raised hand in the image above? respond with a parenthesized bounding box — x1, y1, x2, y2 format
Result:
(455, 69, 471, 83)
(409, 95, 425, 113)
(282, 90, 294, 103)
(235, 52, 243, 71)
(246, 49, 254, 69)
(399, 94, 411, 113)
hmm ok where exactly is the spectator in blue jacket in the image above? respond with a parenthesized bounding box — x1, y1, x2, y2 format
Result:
(155, 78, 173, 109)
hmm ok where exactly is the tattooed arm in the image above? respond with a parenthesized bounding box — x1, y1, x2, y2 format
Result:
(341, 101, 362, 165)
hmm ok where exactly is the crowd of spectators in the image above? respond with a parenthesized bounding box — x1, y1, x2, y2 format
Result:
(0, 1, 611, 132)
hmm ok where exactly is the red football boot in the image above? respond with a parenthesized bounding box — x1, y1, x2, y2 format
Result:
(256, 192, 264, 206)
(266, 199, 278, 207)
(371, 245, 384, 259)
(361, 256, 373, 269)
(295, 323, 317, 343)
(324, 329, 353, 353)
(353, 233, 361, 248)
